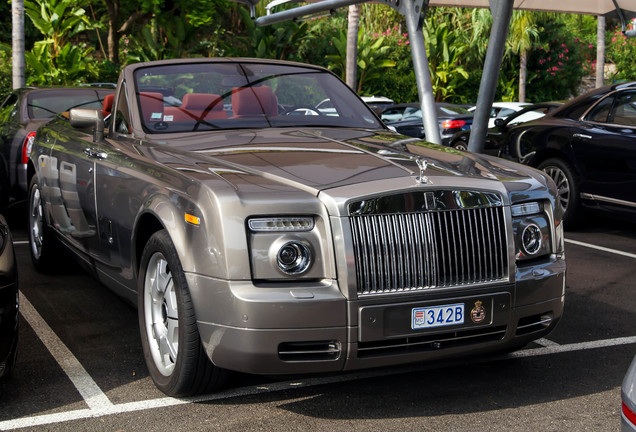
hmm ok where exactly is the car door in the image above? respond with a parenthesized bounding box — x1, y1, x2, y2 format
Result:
(91, 82, 144, 293)
(571, 89, 636, 209)
(44, 116, 100, 257)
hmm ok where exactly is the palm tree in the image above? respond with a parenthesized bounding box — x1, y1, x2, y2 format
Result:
(507, 11, 541, 102)
(346, 5, 360, 89)
(12, 0, 25, 88)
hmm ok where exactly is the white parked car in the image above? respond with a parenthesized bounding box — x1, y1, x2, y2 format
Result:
(469, 102, 531, 128)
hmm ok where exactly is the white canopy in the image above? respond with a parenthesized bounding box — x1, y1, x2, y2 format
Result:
(428, 0, 635, 18)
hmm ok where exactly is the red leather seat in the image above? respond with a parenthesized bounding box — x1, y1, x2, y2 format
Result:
(164, 93, 227, 122)
(231, 86, 278, 118)
(102, 94, 114, 119)
(139, 92, 164, 122)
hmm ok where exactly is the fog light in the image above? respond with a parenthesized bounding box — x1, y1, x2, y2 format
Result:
(521, 223, 542, 255)
(277, 241, 312, 275)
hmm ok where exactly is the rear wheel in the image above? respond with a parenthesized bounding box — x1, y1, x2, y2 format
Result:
(537, 158, 582, 229)
(452, 140, 468, 151)
(138, 230, 226, 396)
(28, 177, 58, 271)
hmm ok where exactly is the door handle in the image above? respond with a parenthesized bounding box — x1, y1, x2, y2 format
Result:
(573, 133, 592, 140)
(84, 148, 108, 160)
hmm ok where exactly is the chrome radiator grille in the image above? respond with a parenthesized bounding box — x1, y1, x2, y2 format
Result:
(350, 205, 508, 295)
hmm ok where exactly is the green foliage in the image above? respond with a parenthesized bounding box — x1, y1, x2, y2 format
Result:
(24, 0, 96, 55)
(25, 40, 98, 85)
(8, 1, 622, 107)
(23, 0, 99, 85)
(325, 26, 395, 93)
(422, 22, 469, 102)
(0, 46, 12, 99)
(367, 26, 416, 103)
(96, 60, 121, 84)
(526, 18, 596, 101)
(124, 18, 196, 63)
(297, 13, 344, 68)
(606, 24, 636, 82)
(227, 6, 309, 60)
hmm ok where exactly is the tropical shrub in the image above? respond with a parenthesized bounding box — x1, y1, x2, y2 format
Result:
(525, 18, 595, 101)
(0, 46, 12, 99)
(23, 0, 99, 85)
(605, 24, 636, 82)
(325, 26, 395, 94)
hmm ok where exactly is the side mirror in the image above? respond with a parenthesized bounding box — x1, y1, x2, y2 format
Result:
(494, 118, 505, 128)
(70, 108, 104, 142)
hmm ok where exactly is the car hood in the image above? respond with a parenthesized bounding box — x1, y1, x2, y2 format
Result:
(146, 127, 554, 203)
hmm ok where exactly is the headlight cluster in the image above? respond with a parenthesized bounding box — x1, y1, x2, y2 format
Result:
(247, 216, 324, 279)
(511, 201, 552, 261)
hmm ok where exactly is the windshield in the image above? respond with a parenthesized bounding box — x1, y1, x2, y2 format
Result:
(27, 89, 111, 119)
(134, 61, 382, 133)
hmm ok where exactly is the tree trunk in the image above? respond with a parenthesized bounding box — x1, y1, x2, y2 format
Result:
(596, 15, 605, 88)
(519, 48, 527, 102)
(345, 5, 359, 90)
(12, 0, 25, 89)
(105, 0, 120, 64)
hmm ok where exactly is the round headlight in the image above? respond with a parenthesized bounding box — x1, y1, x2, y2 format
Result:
(276, 241, 312, 275)
(521, 223, 542, 256)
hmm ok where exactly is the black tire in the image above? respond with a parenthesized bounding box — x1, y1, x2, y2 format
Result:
(138, 230, 226, 397)
(537, 158, 582, 229)
(452, 140, 468, 151)
(28, 176, 59, 272)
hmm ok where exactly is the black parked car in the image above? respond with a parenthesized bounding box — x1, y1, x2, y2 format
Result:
(383, 103, 473, 146)
(499, 82, 636, 227)
(449, 102, 562, 154)
(0, 87, 114, 209)
(0, 213, 18, 379)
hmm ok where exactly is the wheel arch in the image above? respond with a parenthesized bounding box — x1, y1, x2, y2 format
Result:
(132, 191, 214, 282)
(529, 148, 582, 179)
(133, 211, 165, 280)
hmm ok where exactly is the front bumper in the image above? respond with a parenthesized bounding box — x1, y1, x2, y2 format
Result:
(187, 255, 565, 375)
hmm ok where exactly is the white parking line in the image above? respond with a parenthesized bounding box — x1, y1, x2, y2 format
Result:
(565, 239, 636, 259)
(534, 338, 561, 347)
(18, 292, 113, 411)
(1, 333, 635, 431)
(5, 238, 634, 430)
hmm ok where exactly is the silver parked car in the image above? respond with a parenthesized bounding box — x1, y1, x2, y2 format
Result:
(623, 354, 636, 431)
(27, 58, 566, 397)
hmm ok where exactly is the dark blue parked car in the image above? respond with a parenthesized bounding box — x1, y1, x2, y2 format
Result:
(0, 213, 18, 379)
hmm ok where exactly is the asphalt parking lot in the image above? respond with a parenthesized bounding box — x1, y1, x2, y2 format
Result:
(0, 208, 634, 432)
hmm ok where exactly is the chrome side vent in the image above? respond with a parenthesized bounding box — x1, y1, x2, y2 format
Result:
(350, 205, 508, 295)
(516, 313, 553, 336)
(278, 341, 341, 362)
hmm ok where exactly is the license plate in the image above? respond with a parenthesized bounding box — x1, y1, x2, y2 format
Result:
(411, 303, 464, 330)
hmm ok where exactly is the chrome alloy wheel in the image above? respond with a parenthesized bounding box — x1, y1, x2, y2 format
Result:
(542, 165, 570, 213)
(29, 185, 44, 261)
(144, 252, 179, 377)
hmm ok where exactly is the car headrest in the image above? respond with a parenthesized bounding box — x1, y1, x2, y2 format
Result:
(182, 93, 223, 112)
(232, 86, 278, 117)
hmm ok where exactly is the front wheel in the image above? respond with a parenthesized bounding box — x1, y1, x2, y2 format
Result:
(537, 158, 582, 229)
(138, 230, 226, 396)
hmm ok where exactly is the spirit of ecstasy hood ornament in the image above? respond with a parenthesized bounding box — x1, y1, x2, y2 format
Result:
(415, 157, 430, 184)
